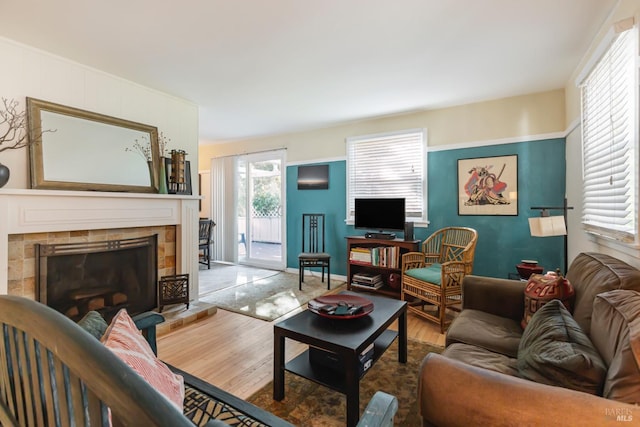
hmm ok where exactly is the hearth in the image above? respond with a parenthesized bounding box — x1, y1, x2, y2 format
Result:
(35, 235, 158, 321)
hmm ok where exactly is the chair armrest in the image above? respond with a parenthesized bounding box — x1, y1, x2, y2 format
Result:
(132, 311, 165, 355)
(419, 353, 634, 427)
(462, 275, 526, 322)
(402, 252, 425, 270)
(356, 391, 398, 427)
(169, 364, 294, 427)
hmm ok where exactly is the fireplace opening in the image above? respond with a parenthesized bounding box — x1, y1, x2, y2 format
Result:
(35, 235, 158, 322)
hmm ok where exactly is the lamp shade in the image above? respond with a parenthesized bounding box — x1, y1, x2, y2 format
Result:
(529, 216, 567, 237)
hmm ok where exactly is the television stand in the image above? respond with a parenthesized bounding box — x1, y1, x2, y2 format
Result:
(346, 236, 420, 298)
(365, 232, 396, 240)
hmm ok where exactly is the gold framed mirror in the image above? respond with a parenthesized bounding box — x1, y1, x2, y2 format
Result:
(27, 97, 160, 192)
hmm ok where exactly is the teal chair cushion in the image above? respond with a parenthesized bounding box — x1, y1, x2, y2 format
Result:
(77, 310, 108, 340)
(405, 263, 442, 285)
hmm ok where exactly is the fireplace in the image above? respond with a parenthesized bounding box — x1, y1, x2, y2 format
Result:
(0, 190, 200, 301)
(35, 235, 158, 321)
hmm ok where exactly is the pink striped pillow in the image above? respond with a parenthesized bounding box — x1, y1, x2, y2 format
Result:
(102, 309, 184, 411)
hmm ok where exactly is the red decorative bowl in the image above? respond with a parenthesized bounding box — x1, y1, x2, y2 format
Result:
(516, 260, 544, 280)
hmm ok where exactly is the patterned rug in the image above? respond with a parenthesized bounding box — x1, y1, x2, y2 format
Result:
(200, 271, 346, 321)
(246, 339, 443, 426)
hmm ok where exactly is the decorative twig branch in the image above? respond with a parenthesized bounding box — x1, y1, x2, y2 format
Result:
(0, 98, 28, 153)
(0, 97, 54, 154)
(125, 131, 172, 161)
(125, 135, 152, 161)
(159, 131, 171, 157)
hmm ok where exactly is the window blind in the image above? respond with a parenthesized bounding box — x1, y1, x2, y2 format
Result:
(581, 26, 636, 242)
(346, 129, 426, 222)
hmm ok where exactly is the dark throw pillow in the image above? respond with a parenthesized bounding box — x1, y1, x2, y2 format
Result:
(517, 299, 606, 395)
(77, 310, 108, 340)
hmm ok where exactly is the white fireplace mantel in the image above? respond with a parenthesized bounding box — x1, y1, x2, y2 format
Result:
(0, 188, 200, 296)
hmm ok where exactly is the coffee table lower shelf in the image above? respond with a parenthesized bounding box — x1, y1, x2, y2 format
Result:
(284, 329, 398, 393)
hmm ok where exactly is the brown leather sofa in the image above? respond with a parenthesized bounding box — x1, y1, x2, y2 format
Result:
(419, 252, 640, 426)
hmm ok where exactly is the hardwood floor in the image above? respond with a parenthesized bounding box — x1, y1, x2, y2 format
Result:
(158, 305, 447, 400)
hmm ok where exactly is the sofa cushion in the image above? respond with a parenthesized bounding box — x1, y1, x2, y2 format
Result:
(590, 290, 640, 404)
(443, 343, 518, 377)
(446, 309, 522, 358)
(102, 309, 184, 411)
(566, 252, 640, 335)
(405, 263, 442, 285)
(517, 299, 606, 395)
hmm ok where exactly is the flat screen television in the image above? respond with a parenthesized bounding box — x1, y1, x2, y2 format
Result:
(354, 198, 405, 238)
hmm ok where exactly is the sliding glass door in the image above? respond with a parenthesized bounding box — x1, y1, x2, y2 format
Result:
(236, 150, 286, 269)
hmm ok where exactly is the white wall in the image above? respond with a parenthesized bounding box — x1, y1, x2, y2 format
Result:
(0, 36, 199, 190)
(199, 89, 565, 168)
(199, 170, 211, 219)
(564, 0, 640, 268)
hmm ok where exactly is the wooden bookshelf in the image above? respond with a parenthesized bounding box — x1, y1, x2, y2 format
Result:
(346, 236, 420, 298)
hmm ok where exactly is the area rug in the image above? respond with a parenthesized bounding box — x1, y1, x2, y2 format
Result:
(199, 262, 280, 296)
(200, 271, 346, 321)
(247, 339, 442, 426)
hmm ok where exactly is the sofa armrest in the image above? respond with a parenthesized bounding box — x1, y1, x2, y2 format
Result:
(462, 275, 526, 322)
(132, 311, 165, 355)
(356, 391, 398, 427)
(419, 353, 635, 426)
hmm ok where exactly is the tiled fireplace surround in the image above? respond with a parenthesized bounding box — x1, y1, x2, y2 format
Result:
(0, 189, 200, 304)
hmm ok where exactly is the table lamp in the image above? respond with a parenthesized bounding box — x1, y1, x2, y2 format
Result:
(529, 198, 573, 274)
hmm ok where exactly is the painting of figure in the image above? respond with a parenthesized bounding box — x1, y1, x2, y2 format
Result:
(458, 155, 518, 215)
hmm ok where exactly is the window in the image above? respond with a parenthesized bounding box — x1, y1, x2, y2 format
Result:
(580, 20, 637, 243)
(346, 129, 427, 224)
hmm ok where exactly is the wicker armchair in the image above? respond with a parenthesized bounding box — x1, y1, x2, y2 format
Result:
(401, 227, 478, 333)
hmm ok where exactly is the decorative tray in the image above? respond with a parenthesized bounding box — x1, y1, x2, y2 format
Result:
(308, 294, 374, 319)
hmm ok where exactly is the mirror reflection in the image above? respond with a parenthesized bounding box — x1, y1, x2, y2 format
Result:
(28, 98, 160, 192)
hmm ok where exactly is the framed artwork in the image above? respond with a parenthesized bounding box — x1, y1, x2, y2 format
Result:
(297, 164, 329, 189)
(164, 157, 192, 195)
(457, 155, 518, 216)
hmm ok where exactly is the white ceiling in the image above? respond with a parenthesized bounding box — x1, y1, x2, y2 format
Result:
(0, 0, 617, 142)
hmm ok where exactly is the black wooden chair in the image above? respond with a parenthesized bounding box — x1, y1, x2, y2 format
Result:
(0, 295, 292, 427)
(0, 297, 397, 427)
(199, 219, 215, 269)
(298, 213, 331, 290)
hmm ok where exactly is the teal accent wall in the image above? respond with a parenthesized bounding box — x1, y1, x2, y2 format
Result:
(426, 138, 566, 278)
(286, 138, 566, 279)
(286, 161, 350, 275)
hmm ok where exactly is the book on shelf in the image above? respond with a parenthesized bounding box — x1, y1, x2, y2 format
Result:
(351, 247, 371, 253)
(349, 247, 372, 263)
(350, 247, 401, 267)
(351, 281, 384, 290)
(370, 246, 399, 268)
(352, 272, 383, 283)
(351, 272, 384, 289)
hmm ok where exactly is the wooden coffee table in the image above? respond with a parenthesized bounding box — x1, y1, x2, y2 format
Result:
(273, 291, 407, 427)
